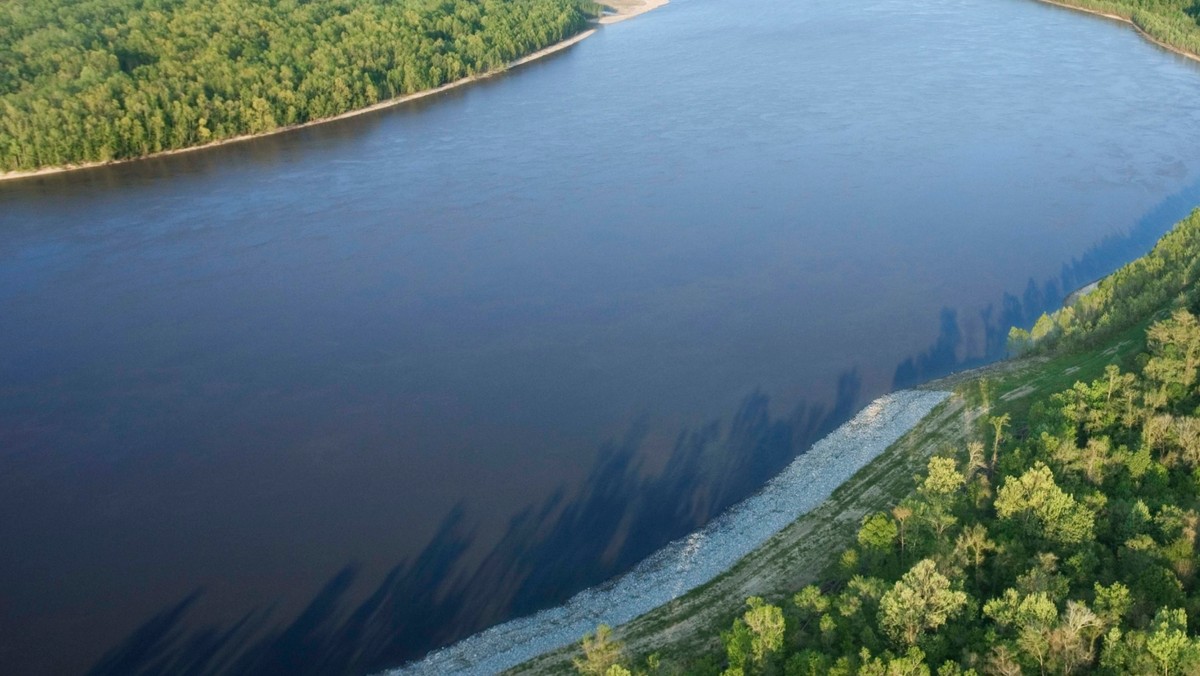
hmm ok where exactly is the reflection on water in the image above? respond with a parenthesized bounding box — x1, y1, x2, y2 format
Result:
(3, 0, 1200, 672)
(894, 177, 1200, 387)
(86, 373, 862, 675)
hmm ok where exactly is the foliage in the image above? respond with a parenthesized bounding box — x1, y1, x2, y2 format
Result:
(0, 0, 596, 170)
(1065, 0, 1200, 57)
(574, 624, 624, 676)
(743, 597, 786, 667)
(877, 559, 967, 646)
(994, 462, 1095, 544)
(573, 209, 1200, 673)
(1016, 209, 1200, 355)
(859, 513, 899, 552)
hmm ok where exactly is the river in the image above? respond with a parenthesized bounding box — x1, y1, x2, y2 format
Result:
(2, 0, 1200, 672)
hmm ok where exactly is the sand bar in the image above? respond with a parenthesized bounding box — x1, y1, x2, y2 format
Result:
(598, 0, 670, 24)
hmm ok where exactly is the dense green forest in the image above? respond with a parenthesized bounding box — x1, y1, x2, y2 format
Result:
(569, 210, 1200, 674)
(0, 0, 596, 171)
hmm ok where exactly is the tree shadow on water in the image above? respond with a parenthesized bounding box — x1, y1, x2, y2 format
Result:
(894, 180, 1200, 388)
(86, 371, 864, 676)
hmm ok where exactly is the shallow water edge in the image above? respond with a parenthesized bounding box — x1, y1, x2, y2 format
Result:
(387, 389, 950, 676)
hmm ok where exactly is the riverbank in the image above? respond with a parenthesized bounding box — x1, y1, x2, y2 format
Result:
(509, 322, 1152, 673)
(598, 0, 670, 24)
(0, 0, 669, 184)
(386, 390, 949, 675)
(1032, 0, 1200, 64)
(506, 200, 1200, 672)
(508, 394, 974, 673)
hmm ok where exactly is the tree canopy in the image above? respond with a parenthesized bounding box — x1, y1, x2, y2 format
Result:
(572, 208, 1200, 675)
(0, 0, 596, 171)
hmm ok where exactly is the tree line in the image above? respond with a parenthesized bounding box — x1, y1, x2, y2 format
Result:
(1009, 209, 1200, 355)
(571, 209, 1200, 674)
(1044, 0, 1200, 63)
(0, 0, 597, 171)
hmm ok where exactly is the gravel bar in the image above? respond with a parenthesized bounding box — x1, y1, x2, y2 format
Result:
(384, 389, 950, 676)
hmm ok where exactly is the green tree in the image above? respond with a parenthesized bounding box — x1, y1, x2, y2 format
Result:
(743, 597, 785, 668)
(722, 617, 753, 675)
(952, 523, 995, 582)
(893, 504, 914, 564)
(994, 462, 1094, 544)
(1145, 310, 1200, 400)
(984, 589, 1058, 674)
(859, 512, 899, 553)
(1146, 608, 1199, 676)
(989, 414, 1011, 473)
(1093, 582, 1131, 628)
(878, 559, 968, 646)
(574, 624, 624, 676)
(921, 457, 966, 499)
(1031, 313, 1059, 343)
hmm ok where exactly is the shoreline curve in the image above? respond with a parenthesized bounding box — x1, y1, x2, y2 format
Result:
(0, 30, 597, 184)
(383, 390, 950, 676)
(1032, 0, 1200, 64)
(0, 0, 670, 184)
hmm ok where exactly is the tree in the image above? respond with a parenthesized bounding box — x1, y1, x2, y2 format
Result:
(966, 441, 988, 481)
(952, 523, 995, 582)
(859, 512, 899, 553)
(985, 645, 1024, 676)
(743, 597, 785, 668)
(1031, 313, 1059, 343)
(994, 463, 1094, 544)
(989, 414, 1011, 473)
(878, 559, 968, 646)
(921, 457, 966, 499)
(1015, 553, 1069, 602)
(1145, 310, 1200, 402)
(0, 0, 596, 171)
(574, 624, 624, 676)
(722, 618, 753, 675)
(1094, 581, 1128, 629)
(794, 585, 829, 615)
(1008, 327, 1033, 356)
(1081, 436, 1111, 484)
(858, 646, 931, 676)
(893, 505, 914, 563)
(920, 457, 965, 547)
(1050, 601, 1102, 674)
(1146, 608, 1199, 676)
(983, 590, 1057, 675)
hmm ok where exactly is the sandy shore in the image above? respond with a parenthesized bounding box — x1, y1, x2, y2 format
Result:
(1064, 279, 1101, 307)
(1033, 0, 1200, 64)
(598, 0, 670, 24)
(0, 0, 670, 183)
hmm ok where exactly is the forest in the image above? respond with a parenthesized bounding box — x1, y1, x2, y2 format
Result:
(0, 0, 596, 171)
(568, 210, 1200, 676)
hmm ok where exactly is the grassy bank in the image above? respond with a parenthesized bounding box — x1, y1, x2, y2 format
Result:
(1033, 0, 1200, 61)
(520, 205, 1200, 673)
(511, 340, 1148, 674)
